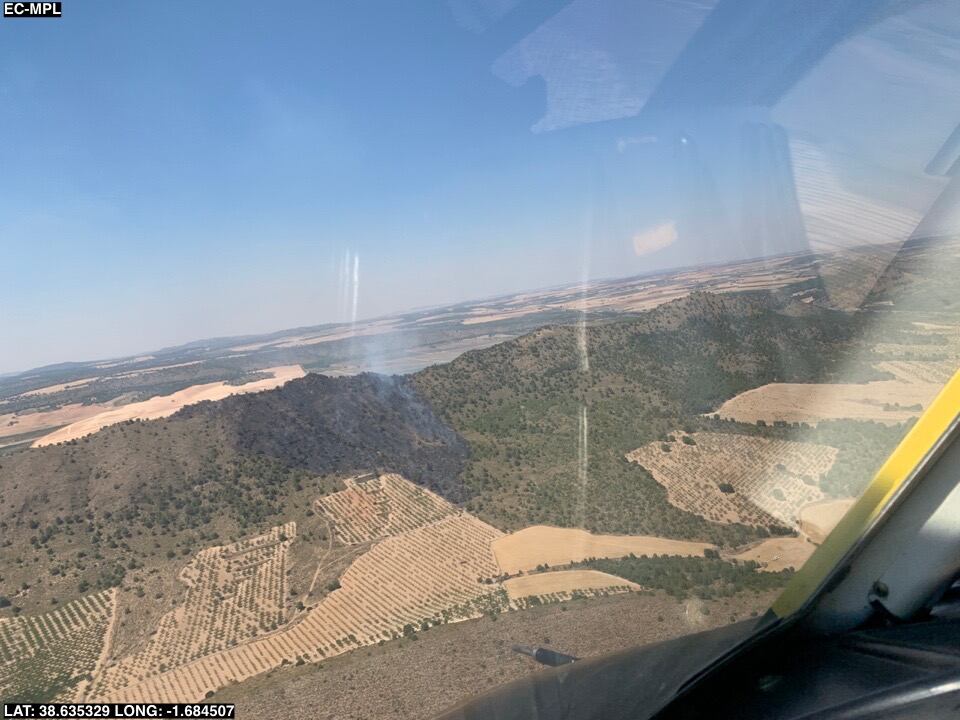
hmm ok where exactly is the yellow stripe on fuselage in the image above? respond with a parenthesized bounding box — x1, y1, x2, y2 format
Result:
(771, 369, 960, 619)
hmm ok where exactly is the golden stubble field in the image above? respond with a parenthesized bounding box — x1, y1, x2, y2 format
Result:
(491, 526, 712, 575)
(502, 570, 640, 603)
(712, 346, 957, 426)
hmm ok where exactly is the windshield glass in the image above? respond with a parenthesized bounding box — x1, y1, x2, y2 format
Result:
(1, 1, 959, 716)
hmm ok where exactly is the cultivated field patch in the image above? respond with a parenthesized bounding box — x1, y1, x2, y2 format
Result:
(710, 380, 942, 425)
(316, 473, 456, 544)
(90, 523, 295, 700)
(729, 537, 815, 572)
(0, 590, 116, 702)
(15, 378, 99, 398)
(492, 526, 713, 575)
(97, 514, 505, 703)
(799, 497, 857, 544)
(627, 433, 837, 528)
(34, 366, 304, 447)
(75, 470, 796, 703)
(503, 570, 639, 605)
(872, 360, 956, 386)
(457, 254, 813, 324)
(0, 401, 124, 441)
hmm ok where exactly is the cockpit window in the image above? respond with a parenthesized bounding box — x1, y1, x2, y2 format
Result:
(0, 1, 958, 716)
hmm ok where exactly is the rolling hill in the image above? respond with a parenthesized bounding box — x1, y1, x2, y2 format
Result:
(410, 290, 879, 540)
(0, 373, 467, 620)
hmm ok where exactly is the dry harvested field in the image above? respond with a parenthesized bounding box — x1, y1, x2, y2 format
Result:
(729, 537, 816, 572)
(90, 524, 296, 700)
(503, 570, 639, 603)
(492, 526, 713, 575)
(799, 498, 857, 544)
(316, 473, 456, 544)
(0, 399, 129, 440)
(0, 589, 116, 702)
(34, 365, 304, 447)
(912, 322, 958, 332)
(727, 496, 855, 571)
(710, 379, 942, 425)
(461, 308, 545, 325)
(627, 433, 837, 528)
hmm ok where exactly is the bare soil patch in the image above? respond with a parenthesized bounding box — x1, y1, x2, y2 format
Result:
(15, 377, 99, 398)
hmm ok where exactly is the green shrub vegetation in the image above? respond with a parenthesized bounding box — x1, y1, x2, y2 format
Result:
(413, 291, 876, 544)
(579, 554, 793, 600)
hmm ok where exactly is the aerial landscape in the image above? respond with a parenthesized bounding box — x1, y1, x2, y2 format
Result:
(2, 235, 958, 715)
(3, 0, 958, 715)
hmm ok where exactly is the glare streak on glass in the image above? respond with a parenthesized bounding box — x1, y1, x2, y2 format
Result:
(577, 403, 590, 529)
(337, 248, 361, 325)
(351, 253, 360, 326)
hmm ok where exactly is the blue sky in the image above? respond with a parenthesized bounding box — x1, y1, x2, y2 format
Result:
(2, 0, 958, 372)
